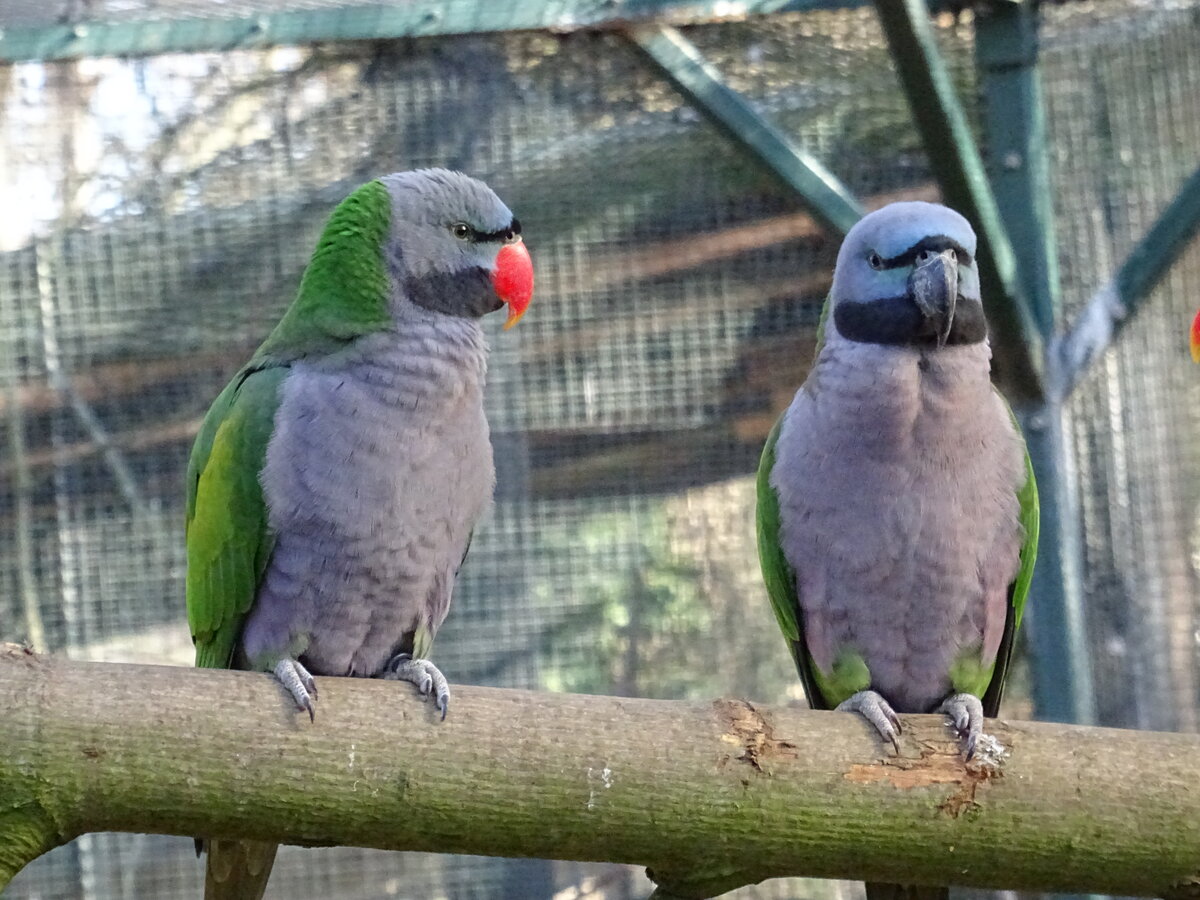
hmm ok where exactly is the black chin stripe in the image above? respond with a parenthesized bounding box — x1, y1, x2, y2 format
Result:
(878, 235, 974, 270)
(833, 295, 988, 346)
(405, 266, 503, 319)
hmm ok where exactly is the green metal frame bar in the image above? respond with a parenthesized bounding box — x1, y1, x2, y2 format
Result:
(0, 0, 857, 63)
(975, 5, 1060, 336)
(975, 1, 1095, 727)
(1056, 162, 1200, 399)
(1113, 162, 1200, 316)
(625, 24, 864, 236)
(872, 0, 1045, 402)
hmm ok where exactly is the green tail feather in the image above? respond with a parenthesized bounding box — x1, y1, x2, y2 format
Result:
(866, 882, 949, 900)
(203, 839, 279, 900)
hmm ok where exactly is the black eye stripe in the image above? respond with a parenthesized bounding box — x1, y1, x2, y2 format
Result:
(875, 235, 973, 269)
(461, 219, 521, 243)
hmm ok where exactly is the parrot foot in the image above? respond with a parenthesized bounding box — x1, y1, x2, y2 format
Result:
(385, 654, 451, 720)
(939, 692, 984, 758)
(836, 690, 901, 753)
(273, 658, 318, 722)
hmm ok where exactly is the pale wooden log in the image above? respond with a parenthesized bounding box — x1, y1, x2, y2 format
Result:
(1, 644, 1198, 899)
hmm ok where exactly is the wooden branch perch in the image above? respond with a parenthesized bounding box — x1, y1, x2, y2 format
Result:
(2, 643, 1199, 899)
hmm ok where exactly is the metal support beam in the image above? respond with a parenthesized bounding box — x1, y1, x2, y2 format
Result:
(0, 0, 858, 64)
(1055, 162, 1200, 399)
(626, 24, 865, 236)
(976, 1, 1095, 728)
(975, 5, 1061, 337)
(872, 0, 1045, 402)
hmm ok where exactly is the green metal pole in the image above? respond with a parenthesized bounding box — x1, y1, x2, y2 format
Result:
(872, 0, 1045, 402)
(975, 2, 1095, 728)
(625, 23, 865, 236)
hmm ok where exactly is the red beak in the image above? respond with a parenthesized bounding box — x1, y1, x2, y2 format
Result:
(491, 240, 534, 330)
(1191, 310, 1200, 363)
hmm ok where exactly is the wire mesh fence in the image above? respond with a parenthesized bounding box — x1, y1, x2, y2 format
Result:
(1, 0, 1198, 897)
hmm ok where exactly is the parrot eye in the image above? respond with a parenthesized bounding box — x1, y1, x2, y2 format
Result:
(451, 223, 473, 241)
(503, 219, 522, 243)
(867, 252, 883, 270)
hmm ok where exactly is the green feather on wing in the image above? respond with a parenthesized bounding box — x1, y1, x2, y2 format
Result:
(757, 297, 836, 709)
(186, 179, 395, 671)
(756, 414, 828, 707)
(186, 365, 287, 670)
(979, 393, 1039, 717)
(756, 296, 860, 709)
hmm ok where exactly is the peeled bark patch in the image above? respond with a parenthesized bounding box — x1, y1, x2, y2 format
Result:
(714, 698, 797, 774)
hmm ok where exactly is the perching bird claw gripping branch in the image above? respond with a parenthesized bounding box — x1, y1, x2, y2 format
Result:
(3, 644, 1200, 899)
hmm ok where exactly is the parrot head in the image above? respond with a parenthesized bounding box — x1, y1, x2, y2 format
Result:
(1190, 309, 1200, 362)
(829, 201, 985, 349)
(381, 169, 534, 329)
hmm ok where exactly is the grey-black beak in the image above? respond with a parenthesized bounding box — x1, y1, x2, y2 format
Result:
(908, 249, 958, 348)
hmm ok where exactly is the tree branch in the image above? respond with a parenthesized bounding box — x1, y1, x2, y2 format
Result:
(2, 643, 1199, 899)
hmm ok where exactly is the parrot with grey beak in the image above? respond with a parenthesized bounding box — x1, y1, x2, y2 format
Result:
(756, 201, 1038, 900)
(185, 168, 533, 900)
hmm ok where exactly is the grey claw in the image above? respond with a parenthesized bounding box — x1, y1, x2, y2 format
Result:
(939, 692, 984, 759)
(885, 705, 902, 736)
(274, 658, 318, 721)
(837, 690, 902, 753)
(386, 654, 453, 721)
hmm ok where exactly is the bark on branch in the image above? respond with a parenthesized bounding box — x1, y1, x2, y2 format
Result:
(2, 643, 1199, 899)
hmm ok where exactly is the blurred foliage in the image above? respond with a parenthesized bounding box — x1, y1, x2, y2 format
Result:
(533, 502, 710, 699)
(531, 481, 802, 705)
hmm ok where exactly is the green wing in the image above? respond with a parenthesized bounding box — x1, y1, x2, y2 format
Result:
(980, 390, 1040, 717)
(756, 297, 843, 709)
(186, 365, 287, 670)
(756, 413, 831, 708)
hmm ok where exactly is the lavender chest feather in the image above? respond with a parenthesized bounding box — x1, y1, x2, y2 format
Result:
(772, 340, 1026, 711)
(241, 325, 495, 676)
